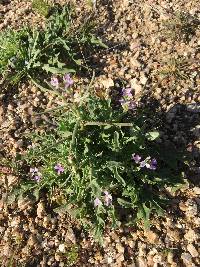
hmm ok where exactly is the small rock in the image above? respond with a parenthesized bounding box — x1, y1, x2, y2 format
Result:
(179, 202, 187, 211)
(137, 242, 147, 257)
(18, 197, 32, 211)
(153, 254, 164, 264)
(58, 243, 66, 253)
(127, 264, 136, 267)
(101, 77, 114, 89)
(94, 251, 103, 261)
(116, 253, 124, 263)
(187, 244, 198, 258)
(7, 175, 18, 186)
(48, 240, 55, 248)
(107, 256, 113, 264)
(140, 73, 148, 85)
(136, 256, 147, 267)
(181, 252, 193, 264)
(167, 228, 180, 241)
(3, 244, 12, 257)
(27, 235, 37, 247)
(0, 226, 5, 233)
(184, 229, 199, 243)
(194, 217, 200, 226)
(66, 227, 76, 244)
(127, 239, 135, 248)
(54, 254, 61, 261)
(116, 243, 124, 253)
(185, 200, 198, 218)
(129, 58, 141, 69)
(167, 252, 174, 264)
(10, 217, 20, 227)
(147, 253, 154, 266)
(37, 201, 46, 218)
(193, 187, 200, 195)
(144, 230, 159, 244)
(130, 78, 143, 97)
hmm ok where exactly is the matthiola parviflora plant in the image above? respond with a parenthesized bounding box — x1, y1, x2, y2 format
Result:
(12, 75, 184, 242)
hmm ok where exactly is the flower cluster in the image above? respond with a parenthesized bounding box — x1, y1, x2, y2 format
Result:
(94, 191, 112, 207)
(50, 77, 59, 89)
(30, 167, 42, 182)
(119, 88, 136, 111)
(63, 74, 73, 88)
(132, 153, 157, 170)
(50, 73, 74, 89)
(54, 163, 65, 175)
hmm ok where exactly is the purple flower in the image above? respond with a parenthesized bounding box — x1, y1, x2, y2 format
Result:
(128, 100, 136, 110)
(140, 160, 147, 168)
(132, 153, 141, 163)
(149, 158, 157, 170)
(50, 77, 59, 88)
(122, 88, 132, 98)
(104, 191, 112, 206)
(94, 197, 102, 207)
(34, 175, 41, 182)
(119, 99, 136, 111)
(30, 168, 42, 182)
(63, 74, 73, 88)
(54, 164, 64, 175)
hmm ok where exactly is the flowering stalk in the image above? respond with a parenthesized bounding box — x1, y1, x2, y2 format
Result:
(132, 153, 157, 170)
(83, 121, 134, 127)
(30, 167, 42, 182)
(119, 87, 136, 111)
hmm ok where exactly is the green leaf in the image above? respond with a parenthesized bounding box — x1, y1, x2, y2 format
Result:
(89, 179, 101, 195)
(42, 64, 76, 74)
(107, 161, 122, 168)
(97, 216, 105, 227)
(53, 37, 70, 50)
(60, 131, 72, 138)
(152, 200, 164, 216)
(90, 35, 108, 48)
(57, 61, 66, 69)
(108, 207, 119, 228)
(73, 59, 82, 65)
(117, 198, 132, 208)
(114, 131, 120, 151)
(32, 61, 41, 68)
(145, 131, 160, 141)
(104, 125, 112, 130)
(113, 167, 126, 187)
(137, 203, 151, 228)
(124, 136, 138, 144)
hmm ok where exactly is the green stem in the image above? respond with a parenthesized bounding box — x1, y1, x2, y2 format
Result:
(83, 121, 134, 127)
(70, 120, 80, 151)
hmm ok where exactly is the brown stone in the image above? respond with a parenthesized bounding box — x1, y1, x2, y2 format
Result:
(144, 230, 159, 244)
